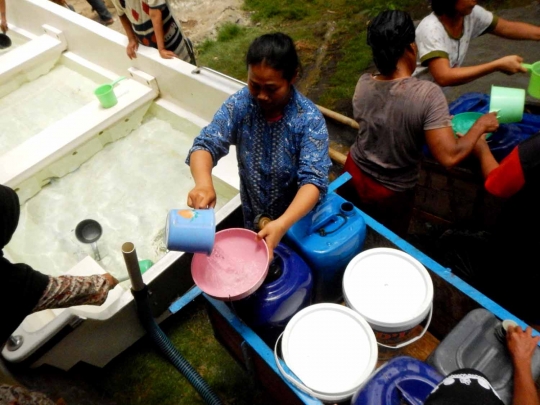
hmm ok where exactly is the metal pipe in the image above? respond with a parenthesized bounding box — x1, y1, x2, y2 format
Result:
(122, 242, 145, 292)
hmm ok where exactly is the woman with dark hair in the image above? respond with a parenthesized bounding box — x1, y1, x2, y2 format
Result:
(186, 33, 331, 259)
(414, 0, 540, 86)
(341, 10, 498, 235)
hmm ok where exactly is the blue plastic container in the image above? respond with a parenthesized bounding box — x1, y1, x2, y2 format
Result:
(233, 242, 313, 345)
(352, 356, 444, 405)
(165, 208, 215, 254)
(285, 193, 367, 302)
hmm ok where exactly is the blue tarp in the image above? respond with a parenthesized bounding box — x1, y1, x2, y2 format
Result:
(425, 92, 540, 161)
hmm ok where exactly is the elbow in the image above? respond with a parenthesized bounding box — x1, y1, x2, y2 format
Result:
(437, 155, 461, 169)
(432, 75, 455, 87)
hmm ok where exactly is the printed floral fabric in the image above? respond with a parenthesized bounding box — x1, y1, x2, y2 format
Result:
(33, 275, 113, 312)
(186, 86, 331, 229)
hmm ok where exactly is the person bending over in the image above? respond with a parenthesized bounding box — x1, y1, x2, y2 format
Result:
(414, 0, 540, 87)
(340, 10, 498, 236)
(111, 0, 195, 62)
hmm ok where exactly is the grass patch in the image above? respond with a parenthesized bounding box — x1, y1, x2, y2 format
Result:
(195, 0, 536, 113)
(96, 300, 274, 405)
(217, 22, 245, 42)
(244, 0, 311, 22)
(317, 30, 372, 109)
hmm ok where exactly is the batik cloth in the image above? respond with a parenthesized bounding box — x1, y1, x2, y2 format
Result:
(186, 86, 331, 229)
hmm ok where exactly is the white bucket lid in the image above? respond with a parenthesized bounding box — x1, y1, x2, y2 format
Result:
(281, 303, 378, 401)
(343, 248, 433, 332)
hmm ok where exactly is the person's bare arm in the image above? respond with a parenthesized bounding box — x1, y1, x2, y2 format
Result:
(257, 184, 319, 261)
(493, 18, 540, 41)
(0, 0, 7, 33)
(425, 112, 499, 168)
(507, 325, 540, 405)
(118, 14, 139, 59)
(187, 150, 216, 209)
(472, 137, 499, 179)
(149, 8, 176, 59)
(428, 56, 526, 87)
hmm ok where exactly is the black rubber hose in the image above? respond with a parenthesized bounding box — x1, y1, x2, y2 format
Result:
(132, 287, 222, 405)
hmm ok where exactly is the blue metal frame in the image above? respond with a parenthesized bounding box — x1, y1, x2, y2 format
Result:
(167, 172, 538, 405)
(203, 295, 323, 405)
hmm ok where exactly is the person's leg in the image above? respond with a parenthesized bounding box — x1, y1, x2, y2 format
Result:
(85, 0, 114, 24)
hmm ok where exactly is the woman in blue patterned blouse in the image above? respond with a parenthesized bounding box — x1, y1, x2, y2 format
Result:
(186, 33, 331, 259)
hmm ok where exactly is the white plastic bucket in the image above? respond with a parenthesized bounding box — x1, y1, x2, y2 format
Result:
(343, 248, 433, 353)
(274, 303, 378, 402)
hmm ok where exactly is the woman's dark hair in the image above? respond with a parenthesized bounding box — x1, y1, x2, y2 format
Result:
(246, 32, 301, 81)
(367, 10, 416, 76)
(431, 0, 459, 16)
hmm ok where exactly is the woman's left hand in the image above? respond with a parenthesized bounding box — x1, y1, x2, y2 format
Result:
(256, 219, 288, 262)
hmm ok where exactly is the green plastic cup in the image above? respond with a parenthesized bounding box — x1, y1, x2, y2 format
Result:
(489, 85, 525, 124)
(452, 112, 492, 139)
(138, 259, 154, 273)
(522, 62, 540, 99)
(94, 76, 126, 108)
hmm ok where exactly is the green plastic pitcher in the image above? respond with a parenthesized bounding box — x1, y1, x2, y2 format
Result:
(94, 76, 126, 108)
(522, 62, 540, 99)
(489, 85, 525, 124)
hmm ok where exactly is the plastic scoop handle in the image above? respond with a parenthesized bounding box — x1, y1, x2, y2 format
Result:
(110, 76, 127, 87)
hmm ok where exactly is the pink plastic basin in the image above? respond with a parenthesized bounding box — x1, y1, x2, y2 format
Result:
(191, 228, 269, 301)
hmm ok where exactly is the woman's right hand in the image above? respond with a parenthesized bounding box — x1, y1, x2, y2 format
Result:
(506, 325, 540, 367)
(496, 55, 527, 75)
(187, 185, 216, 209)
(474, 111, 499, 134)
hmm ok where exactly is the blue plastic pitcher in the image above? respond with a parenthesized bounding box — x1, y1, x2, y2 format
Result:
(285, 193, 367, 302)
(165, 208, 215, 254)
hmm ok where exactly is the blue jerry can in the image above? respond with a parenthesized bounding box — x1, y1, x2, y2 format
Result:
(233, 242, 313, 345)
(285, 193, 367, 303)
(352, 356, 444, 405)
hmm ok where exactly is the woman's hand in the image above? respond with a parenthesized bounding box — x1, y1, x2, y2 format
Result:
(506, 325, 540, 368)
(1, 17, 7, 34)
(473, 111, 499, 134)
(496, 55, 527, 75)
(187, 184, 216, 209)
(102, 273, 119, 289)
(256, 219, 288, 262)
(126, 40, 138, 60)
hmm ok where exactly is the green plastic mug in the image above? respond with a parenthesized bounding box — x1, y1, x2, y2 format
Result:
(94, 76, 126, 108)
(489, 85, 525, 124)
(522, 62, 540, 99)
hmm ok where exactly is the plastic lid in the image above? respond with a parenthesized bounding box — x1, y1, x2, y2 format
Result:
(343, 248, 433, 329)
(281, 303, 378, 397)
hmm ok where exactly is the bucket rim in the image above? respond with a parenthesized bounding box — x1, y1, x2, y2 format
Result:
(343, 247, 434, 330)
(280, 303, 378, 399)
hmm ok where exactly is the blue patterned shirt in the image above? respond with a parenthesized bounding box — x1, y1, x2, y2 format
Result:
(186, 86, 331, 229)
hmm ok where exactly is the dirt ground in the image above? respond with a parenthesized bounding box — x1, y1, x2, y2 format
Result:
(68, 0, 252, 44)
